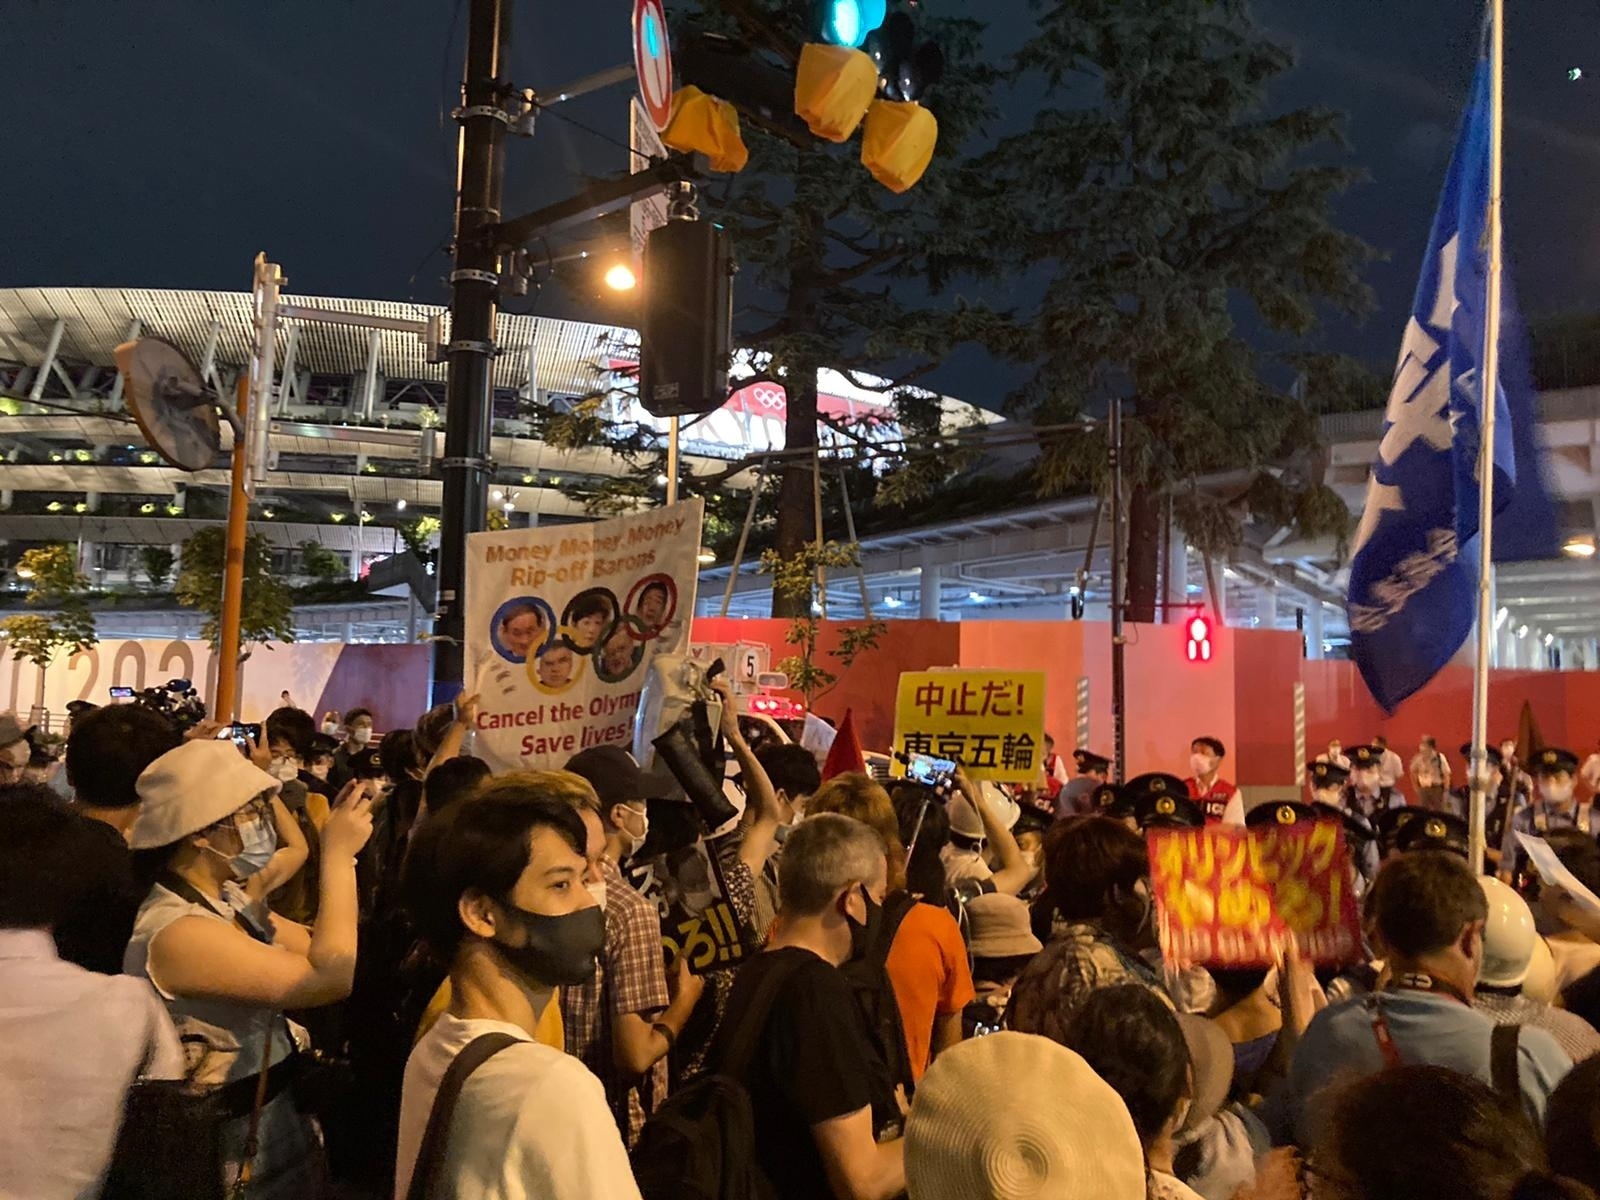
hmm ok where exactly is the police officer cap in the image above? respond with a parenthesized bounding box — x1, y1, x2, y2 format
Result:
(1092, 783, 1136, 820)
(1393, 812, 1470, 859)
(1073, 749, 1111, 773)
(1124, 772, 1187, 800)
(1014, 794, 1054, 836)
(1372, 807, 1423, 856)
(1309, 760, 1350, 788)
(350, 745, 387, 779)
(1245, 800, 1319, 829)
(1313, 801, 1376, 844)
(1530, 747, 1580, 776)
(1460, 742, 1504, 766)
(1135, 791, 1205, 830)
(1346, 745, 1383, 769)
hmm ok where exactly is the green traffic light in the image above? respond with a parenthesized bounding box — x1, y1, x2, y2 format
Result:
(817, 0, 886, 50)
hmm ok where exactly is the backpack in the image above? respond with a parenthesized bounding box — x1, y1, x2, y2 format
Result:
(838, 890, 920, 1126)
(631, 955, 803, 1200)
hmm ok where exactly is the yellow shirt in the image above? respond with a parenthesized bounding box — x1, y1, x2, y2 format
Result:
(414, 979, 565, 1049)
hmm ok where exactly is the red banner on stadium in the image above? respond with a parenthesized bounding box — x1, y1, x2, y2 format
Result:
(1147, 823, 1363, 968)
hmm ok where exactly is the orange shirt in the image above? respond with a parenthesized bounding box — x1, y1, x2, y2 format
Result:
(886, 901, 976, 1081)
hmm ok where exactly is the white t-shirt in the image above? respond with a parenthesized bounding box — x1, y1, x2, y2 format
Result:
(940, 843, 993, 889)
(394, 1013, 641, 1200)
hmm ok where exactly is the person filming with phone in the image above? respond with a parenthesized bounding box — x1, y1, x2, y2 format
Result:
(124, 739, 376, 1198)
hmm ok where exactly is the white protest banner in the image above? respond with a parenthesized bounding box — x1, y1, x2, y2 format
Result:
(1517, 833, 1600, 920)
(465, 498, 704, 771)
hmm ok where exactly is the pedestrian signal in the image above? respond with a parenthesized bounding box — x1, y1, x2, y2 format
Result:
(1186, 615, 1213, 663)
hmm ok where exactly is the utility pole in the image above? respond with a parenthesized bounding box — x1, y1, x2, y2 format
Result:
(1109, 397, 1126, 783)
(434, 0, 511, 704)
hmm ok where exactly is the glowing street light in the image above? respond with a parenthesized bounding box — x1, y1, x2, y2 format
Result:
(605, 263, 638, 291)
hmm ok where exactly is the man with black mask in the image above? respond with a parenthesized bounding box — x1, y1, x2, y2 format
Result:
(395, 783, 638, 1199)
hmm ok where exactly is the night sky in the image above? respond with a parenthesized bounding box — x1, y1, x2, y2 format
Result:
(6, 1, 1600, 405)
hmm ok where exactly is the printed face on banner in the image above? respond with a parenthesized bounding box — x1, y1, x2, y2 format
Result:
(466, 499, 704, 771)
(891, 669, 1047, 783)
(625, 840, 749, 975)
(1147, 823, 1363, 969)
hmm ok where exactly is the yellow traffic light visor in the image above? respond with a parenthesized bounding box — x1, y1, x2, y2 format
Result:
(661, 86, 749, 173)
(794, 43, 878, 143)
(860, 98, 937, 193)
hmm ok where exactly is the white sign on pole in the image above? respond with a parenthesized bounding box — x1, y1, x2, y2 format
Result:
(630, 98, 670, 268)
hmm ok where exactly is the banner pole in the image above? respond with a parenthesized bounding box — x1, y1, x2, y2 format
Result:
(214, 375, 251, 722)
(1468, 0, 1505, 875)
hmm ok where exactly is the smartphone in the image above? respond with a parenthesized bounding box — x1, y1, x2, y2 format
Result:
(903, 752, 957, 789)
(217, 722, 262, 748)
(108, 686, 135, 700)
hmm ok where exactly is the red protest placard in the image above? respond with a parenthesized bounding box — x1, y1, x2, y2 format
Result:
(1147, 822, 1363, 968)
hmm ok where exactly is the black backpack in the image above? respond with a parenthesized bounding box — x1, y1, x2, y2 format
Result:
(631, 956, 803, 1200)
(838, 890, 920, 1125)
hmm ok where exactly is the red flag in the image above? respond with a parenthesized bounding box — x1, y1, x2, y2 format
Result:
(822, 709, 866, 781)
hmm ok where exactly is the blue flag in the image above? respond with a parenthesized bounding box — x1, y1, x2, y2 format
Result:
(1346, 58, 1553, 713)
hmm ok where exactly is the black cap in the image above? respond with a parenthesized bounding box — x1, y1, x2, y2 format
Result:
(565, 745, 676, 808)
(1092, 783, 1136, 820)
(1136, 791, 1204, 830)
(1245, 800, 1319, 829)
(1073, 749, 1111, 773)
(65, 700, 99, 716)
(1394, 812, 1469, 859)
(1530, 747, 1580, 776)
(1460, 742, 1504, 766)
(1313, 801, 1376, 845)
(350, 746, 387, 779)
(1346, 745, 1383, 770)
(309, 733, 339, 758)
(1015, 792, 1055, 832)
(1124, 772, 1188, 801)
(1372, 807, 1423, 855)
(1309, 760, 1350, 788)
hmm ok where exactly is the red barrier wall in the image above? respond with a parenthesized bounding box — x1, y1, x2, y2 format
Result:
(693, 616, 1600, 786)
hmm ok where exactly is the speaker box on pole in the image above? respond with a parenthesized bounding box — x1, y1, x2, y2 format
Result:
(640, 219, 733, 419)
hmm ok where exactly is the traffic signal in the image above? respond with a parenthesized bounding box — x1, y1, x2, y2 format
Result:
(1185, 614, 1214, 663)
(814, 0, 888, 50)
(863, 9, 944, 102)
(639, 218, 734, 419)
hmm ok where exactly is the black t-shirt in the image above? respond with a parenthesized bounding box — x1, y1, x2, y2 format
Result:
(54, 814, 143, 975)
(718, 947, 877, 1200)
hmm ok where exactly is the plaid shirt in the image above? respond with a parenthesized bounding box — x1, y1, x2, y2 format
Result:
(562, 857, 670, 1146)
(1004, 921, 1170, 1046)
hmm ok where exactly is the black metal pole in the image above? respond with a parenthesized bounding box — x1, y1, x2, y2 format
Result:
(1109, 397, 1126, 783)
(433, 0, 509, 705)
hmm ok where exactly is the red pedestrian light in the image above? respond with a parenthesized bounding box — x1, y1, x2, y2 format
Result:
(1186, 614, 1213, 663)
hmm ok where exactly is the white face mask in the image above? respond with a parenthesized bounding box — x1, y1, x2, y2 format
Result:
(268, 756, 300, 782)
(584, 880, 609, 910)
(350, 728, 372, 746)
(621, 805, 650, 856)
(1022, 848, 1043, 874)
(1540, 779, 1576, 806)
(1190, 754, 1216, 778)
(1353, 768, 1380, 793)
(321, 721, 339, 737)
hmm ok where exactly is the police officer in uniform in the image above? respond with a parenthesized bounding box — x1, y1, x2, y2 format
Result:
(1245, 800, 1320, 829)
(1342, 745, 1406, 819)
(1134, 791, 1205, 831)
(1500, 747, 1594, 886)
(1394, 811, 1471, 859)
(1452, 743, 1526, 874)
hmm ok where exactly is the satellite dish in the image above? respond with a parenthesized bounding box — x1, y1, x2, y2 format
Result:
(114, 337, 222, 472)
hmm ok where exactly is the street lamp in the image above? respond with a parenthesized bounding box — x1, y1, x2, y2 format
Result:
(605, 263, 637, 291)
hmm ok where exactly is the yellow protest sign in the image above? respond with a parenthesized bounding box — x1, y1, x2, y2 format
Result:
(892, 670, 1046, 783)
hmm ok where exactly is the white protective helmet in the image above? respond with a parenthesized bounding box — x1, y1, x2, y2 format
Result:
(947, 781, 1021, 841)
(1477, 875, 1538, 989)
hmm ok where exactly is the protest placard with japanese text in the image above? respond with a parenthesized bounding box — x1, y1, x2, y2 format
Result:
(891, 669, 1046, 783)
(1148, 823, 1363, 968)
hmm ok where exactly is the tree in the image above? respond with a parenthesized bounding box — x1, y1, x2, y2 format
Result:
(0, 544, 98, 713)
(176, 528, 294, 647)
(298, 540, 347, 584)
(139, 545, 175, 591)
(397, 515, 442, 565)
(759, 541, 884, 705)
(675, 1, 1013, 615)
(984, 0, 1375, 620)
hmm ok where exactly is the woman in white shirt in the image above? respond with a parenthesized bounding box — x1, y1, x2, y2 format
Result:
(125, 739, 373, 1199)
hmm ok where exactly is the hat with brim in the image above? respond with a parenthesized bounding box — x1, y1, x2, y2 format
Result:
(964, 892, 1044, 958)
(906, 1032, 1147, 1200)
(1175, 1014, 1234, 1133)
(129, 740, 281, 849)
(565, 744, 679, 809)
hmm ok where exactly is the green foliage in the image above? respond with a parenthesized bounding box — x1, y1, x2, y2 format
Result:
(176, 528, 294, 648)
(139, 545, 175, 590)
(397, 515, 442, 564)
(986, 0, 1376, 566)
(0, 544, 97, 669)
(1285, 352, 1389, 414)
(298, 540, 347, 584)
(759, 541, 884, 703)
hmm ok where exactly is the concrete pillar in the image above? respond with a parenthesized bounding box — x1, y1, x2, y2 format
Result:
(1306, 602, 1325, 661)
(1166, 528, 1189, 623)
(919, 547, 941, 621)
(1258, 582, 1277, 629)
(1588, 639, 1599, 671)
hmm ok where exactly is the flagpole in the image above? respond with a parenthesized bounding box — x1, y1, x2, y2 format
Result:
(1468, 0, 1505, 875)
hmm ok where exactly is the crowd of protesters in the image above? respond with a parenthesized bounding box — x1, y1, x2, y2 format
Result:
(4, 691, 1600, 1200)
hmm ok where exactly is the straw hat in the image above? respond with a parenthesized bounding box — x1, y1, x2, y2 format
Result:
(129, 740, 280, 849)
(965, 893, 1044, 959)
(906, 1032, 1147, 1200)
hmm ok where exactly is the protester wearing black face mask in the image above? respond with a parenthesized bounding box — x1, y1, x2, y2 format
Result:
(706, 813, 907, 1200)
(395, 786, 638, 1200)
